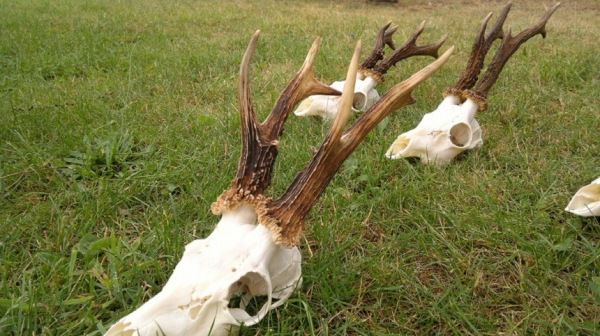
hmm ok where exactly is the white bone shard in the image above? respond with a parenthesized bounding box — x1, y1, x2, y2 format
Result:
(105, 205, 302, 336)
(565, 177, 600, 217)
(385, 95, 482, 165)
(294, 75, 379, 120)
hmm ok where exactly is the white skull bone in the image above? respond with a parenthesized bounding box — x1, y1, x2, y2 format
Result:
(565, 177, 600, 217)
(294, 74, 380, 120)
(385, 95, 483, 165)
(105, 204, 302, 336)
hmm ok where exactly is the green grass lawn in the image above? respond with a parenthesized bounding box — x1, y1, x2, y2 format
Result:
(1, 0, 599, 334)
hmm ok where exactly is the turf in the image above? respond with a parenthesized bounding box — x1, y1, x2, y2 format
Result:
(1, 0, 598, 334)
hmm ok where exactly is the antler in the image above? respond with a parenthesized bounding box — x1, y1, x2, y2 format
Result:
(444, 2, 560, 111)
(212, 31, 341, 214)
(362, 21, 448, 83)
(359, 21, 447, 83)
(450, 3, 512, 93)
(359, 21, 399, 73)
(261, 45, 456, 247)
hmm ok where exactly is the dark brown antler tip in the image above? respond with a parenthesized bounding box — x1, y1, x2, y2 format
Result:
(371, 21, 447, 80)
(384, 24, 399, 50)
(359, 21, 397, 72)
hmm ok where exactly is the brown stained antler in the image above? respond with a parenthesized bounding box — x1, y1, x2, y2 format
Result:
(473, 3, 561, 98)
(366, 21, 448, 83)
(261, 45, 456, 247)
(450, 3, 512, 93)
(359, 22, 399, 73)
(444, 3, 560, 111)
(212, 31, 342, 214)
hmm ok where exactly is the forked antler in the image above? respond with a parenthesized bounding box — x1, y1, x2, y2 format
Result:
(215, 30, 454, 248)
(212, 32, 341, 214)
(360, 21, 448, 83)
(444, 2, 560, 111)
(262, 46, 455, 247)
(359, 21, 399, 72)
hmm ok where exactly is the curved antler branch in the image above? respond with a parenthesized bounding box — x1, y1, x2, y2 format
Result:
(213, 31, 342, 214)
(262, 45, 455, 247)
(368, 21, 447, 83)
(450, 3, 512, 93)
(444, 3, 559, 111)
(473, 2, 560, 98)
(359, 22, 398, 73)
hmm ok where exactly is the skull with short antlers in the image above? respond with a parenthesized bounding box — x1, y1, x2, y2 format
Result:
(386, 2, 561, 165)
(105, 30, 454, 335)
(294, 21, 447, 119)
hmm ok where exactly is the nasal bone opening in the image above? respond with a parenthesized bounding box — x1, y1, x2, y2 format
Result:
(449, 122, 472, 148)
(386, 134, 411, 158)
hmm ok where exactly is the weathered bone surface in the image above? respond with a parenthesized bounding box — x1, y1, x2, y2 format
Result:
(105, 205, 301, 336)
(294, 21, 446, 120)
(386, 95, 482, 164)
(387, 3, 560, 165)
(565, 177, 600, 217)
(106, 26, 454, 334)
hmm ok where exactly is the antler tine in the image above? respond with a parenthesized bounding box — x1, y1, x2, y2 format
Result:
(260, 45, 455, 247)
(473, 2, 560, 98)
(330, 41, 361, 143)
(370, 21, 448, 83)
(262, 37, 343, 139)
(448, 3, 512, 95)
(359, 22, 395, 73)
(237, 30, 260, 140)
(384, 24, 399, 50)
(212, 31, 341, 214)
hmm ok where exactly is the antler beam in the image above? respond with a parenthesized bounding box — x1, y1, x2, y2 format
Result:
(213, 31, 341, 213)
(263, 46, 455, 247)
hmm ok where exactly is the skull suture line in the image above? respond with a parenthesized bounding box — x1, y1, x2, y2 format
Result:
(106, 29, 454, 335)
(387, 3, 560, 165)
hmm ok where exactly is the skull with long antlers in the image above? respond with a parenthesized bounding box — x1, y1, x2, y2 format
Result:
(386, 3, 561, 165)
(105, 31, 454, 335)
(294, 21, 447, 119)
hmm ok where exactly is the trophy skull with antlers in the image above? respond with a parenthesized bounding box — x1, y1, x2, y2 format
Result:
(386, 3, 560, 165)
(105, 28, 454, 335)
(294, 21, 447, 119)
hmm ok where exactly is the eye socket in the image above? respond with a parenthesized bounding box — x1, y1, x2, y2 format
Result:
(449, 122, 472, 147)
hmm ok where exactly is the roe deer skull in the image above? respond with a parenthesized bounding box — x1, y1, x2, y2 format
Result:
(565, 177, 600, 217)
(106, 29, 454, 335)
(386, 3, 560, 165)
(294, 21, 447, 120)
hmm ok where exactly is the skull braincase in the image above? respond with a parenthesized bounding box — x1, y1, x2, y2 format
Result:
(565, 177, 600, 217)
(294, 76, 380, 120)
(105, 205, 302, 336)
(386, 95, 483, 165)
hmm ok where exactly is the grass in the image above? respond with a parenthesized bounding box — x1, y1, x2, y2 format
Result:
(1, 0, 599, 334)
